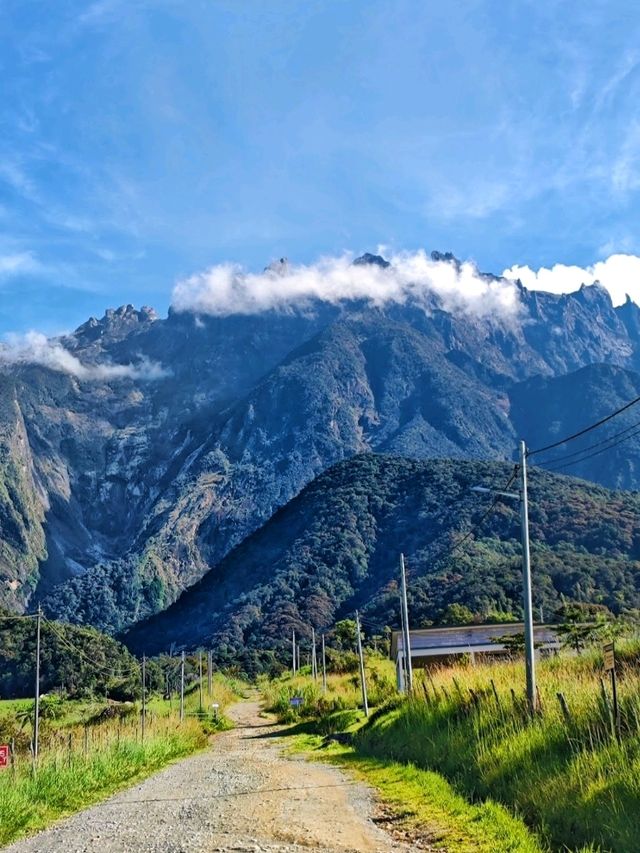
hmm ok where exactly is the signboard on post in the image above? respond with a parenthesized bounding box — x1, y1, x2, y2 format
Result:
(603, 642, 615, 672)
(289, 696, 303, 708)
(0, 745, 9, 769)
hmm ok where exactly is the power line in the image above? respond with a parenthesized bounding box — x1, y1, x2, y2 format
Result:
(533, 416, 640, 469)
(426, 467, 519, 570)
(527, 394, 640, 457)
(353, 615, 391, 635)
(44, 617, 140, 678)
(535, 423, 640, 474)
(348, 468, 519, 632)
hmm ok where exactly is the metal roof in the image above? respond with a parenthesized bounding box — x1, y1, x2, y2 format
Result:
(390, 622, 560, 660)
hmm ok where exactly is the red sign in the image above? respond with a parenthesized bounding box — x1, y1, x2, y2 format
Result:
(0, 745, 8, 769)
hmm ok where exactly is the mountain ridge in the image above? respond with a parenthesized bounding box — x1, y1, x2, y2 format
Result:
(122, 454, 640, 668)
(2, 254, 640, 637)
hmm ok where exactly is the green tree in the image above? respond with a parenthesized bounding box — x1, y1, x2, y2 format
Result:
(554, 602, 611, 654)
(490, 632, 543, 656)
(333, 619, 357, 650)
(440, 603, 474, 626)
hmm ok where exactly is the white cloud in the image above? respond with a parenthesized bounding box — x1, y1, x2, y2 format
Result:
(172, 250, 522, 321)
(0, 332, 169, 381)
(503, 254, 640, 307)
(593, 51, 640, 113)
(74, 0, 152, 29)
(75, 0, 125, 26)
(0, 252, 41, 277)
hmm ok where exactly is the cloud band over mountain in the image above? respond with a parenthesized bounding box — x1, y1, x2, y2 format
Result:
(0, 332, 169, 381)
(173, 249, 640, 320)
(171, 250, 522, 320)
(503, 254, 640, 306)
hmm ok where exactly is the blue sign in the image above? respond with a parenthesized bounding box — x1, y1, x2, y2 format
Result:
(289, 696, 304, 707)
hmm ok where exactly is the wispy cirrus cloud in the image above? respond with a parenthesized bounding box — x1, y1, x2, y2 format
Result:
(0, 251, 42, 278)
(0, 161, 41, 204)
(610, 122, 640, 195)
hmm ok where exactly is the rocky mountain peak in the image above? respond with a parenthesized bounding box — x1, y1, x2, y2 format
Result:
(430, 250, 460, 266)
(103, 304, 157, 323)
(140, 305, 159, 321)
(7, 253, 640, 634)
(575, 281, 612, 307)
(353, 252, 390, 268)
(616, 293, 640, 340)
(264, 257, 290, 276)
(73, 304, 158, 344)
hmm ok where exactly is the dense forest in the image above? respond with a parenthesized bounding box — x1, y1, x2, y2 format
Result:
(124, 454, 640, 669)
(0, 609, 234, 700)
(0, 611, 140, 700)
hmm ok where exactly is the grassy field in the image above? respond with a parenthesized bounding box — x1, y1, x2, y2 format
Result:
(290, 728, 545, 852)
(355, 646, 640, 852)
(0, 673, 244, 846)
(0, 698, 31, 716)
(264, 645, 640, 852)
(259, 654, 397, 725)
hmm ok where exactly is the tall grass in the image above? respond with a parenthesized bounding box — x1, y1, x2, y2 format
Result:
(259, 657, 396, 728)
(0, 716, 206, 845)
(356, 643, 640, 852)
(272, 661, 546, 851)
(0, 672, 244, 846)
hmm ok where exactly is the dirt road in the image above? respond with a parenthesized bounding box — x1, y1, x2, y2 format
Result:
(4, 700, 414, 852)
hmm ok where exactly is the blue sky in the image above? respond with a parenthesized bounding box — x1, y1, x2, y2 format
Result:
(2, 0, 640, 334)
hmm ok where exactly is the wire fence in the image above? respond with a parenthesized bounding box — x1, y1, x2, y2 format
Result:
(2, 707, 190, 773)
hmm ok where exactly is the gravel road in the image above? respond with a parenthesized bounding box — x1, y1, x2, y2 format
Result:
(4, 699, 415, 853)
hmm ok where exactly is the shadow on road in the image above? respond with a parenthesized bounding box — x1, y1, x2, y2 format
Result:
(244, 720, 319, 740)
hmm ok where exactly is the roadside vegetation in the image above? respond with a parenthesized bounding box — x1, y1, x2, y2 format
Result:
(264, 635, 640, 852)
(263, 661, 544, 852)
(0, 715, 206, 846)
(0, 622, 245, 848)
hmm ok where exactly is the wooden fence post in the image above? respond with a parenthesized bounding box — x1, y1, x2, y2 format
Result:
(490, 679, 502, 711)
(556, 692, 572, 727)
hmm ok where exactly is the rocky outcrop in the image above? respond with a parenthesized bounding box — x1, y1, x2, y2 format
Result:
(0, 375, 47, 608)
(2, 258, 640, 630)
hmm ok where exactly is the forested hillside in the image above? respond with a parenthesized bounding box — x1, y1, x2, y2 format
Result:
(4, 255, 640, 637)
(124, 455, 640, 668)
(0, 611, 140, 699)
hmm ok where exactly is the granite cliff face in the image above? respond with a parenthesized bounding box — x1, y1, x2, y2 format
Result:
(2, 254, 640, 631)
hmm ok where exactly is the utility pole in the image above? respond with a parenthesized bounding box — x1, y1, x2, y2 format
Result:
(398, 574, 408, 692)
(34, 605, 42, 762)
(141, 654, 146, 742)
(321, 633, 327, 694)
(519, 440, 538, 714)
(207, 650, 213, 697)
(311, 628, 318, 681)
(180, 651, 185, 722)
(355, 611, 369, 717)
(198, 651, 203, 712)
(292, 629, 297, 675)
(400, 553, 413, 694)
